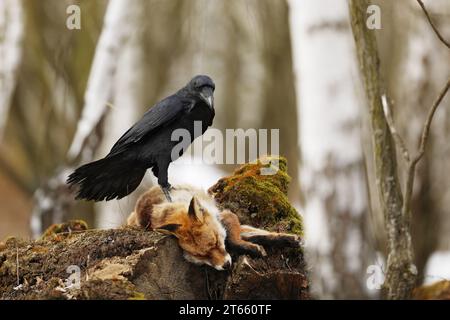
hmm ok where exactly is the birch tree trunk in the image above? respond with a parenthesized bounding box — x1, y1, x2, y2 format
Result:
(95, 1, 147, 229)
(349, 0, 417, 299)
(31, 0, 142, 236)
(67, 0, 138, 161)
(0, 0, 24, 141)
(289, 0, 374, 299)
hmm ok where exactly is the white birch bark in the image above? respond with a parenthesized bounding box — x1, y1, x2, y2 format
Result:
(0, 0, 24, 141)
(95, 0, 228, 228)
(67, 0, 141, 159)
(95, 3, 146, 228)
(289, 0, 374, 298)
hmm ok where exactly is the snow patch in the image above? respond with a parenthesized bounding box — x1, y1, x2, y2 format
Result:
(424, 251, 450, 285)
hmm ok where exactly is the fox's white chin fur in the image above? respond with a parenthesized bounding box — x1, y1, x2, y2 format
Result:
(183, 252, 232, 271)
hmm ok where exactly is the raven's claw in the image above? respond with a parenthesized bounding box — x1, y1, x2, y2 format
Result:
(162, 185, 172, 202)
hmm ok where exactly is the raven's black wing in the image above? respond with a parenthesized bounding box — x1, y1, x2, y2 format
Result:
(107, 94, 190, 157)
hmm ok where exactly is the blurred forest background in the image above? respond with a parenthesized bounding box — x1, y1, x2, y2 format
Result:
(0, 0, 449, 299)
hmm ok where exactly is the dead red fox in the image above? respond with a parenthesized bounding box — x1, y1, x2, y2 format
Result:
(127, 185, 301, 270)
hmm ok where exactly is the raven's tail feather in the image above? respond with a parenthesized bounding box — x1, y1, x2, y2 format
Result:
(67, 157, 146, 201)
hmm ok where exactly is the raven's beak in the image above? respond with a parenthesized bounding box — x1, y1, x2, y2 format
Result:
(200, 86, 214, 109)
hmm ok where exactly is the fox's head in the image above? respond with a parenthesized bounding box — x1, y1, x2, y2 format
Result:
(155, 197, 231, 271)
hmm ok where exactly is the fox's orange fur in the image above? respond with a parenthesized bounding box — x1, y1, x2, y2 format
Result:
(127, 185, 300, 270)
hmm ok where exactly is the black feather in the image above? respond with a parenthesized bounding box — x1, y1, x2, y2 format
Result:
(67, 75, 215, 202)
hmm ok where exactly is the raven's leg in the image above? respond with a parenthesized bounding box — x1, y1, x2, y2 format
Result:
(151, 164, 159, 179)
(156, 159, 172, 202)
(162, 187, 172, 202)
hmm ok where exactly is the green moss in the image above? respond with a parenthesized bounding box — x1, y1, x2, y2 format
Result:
(209, 156, 303, 237)
(128, 291, 146, 300)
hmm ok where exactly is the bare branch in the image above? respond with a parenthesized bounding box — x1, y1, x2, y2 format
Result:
(416, 0, 450, 49)
(415, 77, 450, 162)
(382, 94, 411, 163)
(402, 77, 450, 218)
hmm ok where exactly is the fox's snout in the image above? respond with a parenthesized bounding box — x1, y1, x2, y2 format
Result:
(213, 253, 232, 271)
(182, 246, 232, 271)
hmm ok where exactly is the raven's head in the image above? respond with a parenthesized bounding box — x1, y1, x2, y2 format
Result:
(186, 75, 215, 110)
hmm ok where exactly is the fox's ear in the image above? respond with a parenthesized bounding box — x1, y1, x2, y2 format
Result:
(188, 196, 204, 223)
(155, 223, 182, 237)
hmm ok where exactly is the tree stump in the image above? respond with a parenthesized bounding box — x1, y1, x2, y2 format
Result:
(0, 156, 309, 299)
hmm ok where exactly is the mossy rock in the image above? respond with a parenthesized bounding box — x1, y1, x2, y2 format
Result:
(209, 156, 303, 237)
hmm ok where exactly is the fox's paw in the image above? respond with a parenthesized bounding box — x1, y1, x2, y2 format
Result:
(254, 244, 267, 257)
(232, 241, 267, 258)
(282, 234, 303, 248)
(244, 233, 303, 248)
(245, 243, 267, 258)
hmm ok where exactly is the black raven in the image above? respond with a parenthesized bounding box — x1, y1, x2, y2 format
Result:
(67, 75, 215, 202)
